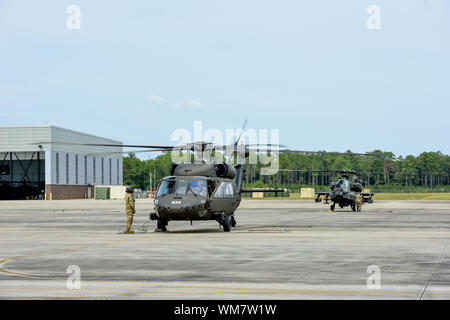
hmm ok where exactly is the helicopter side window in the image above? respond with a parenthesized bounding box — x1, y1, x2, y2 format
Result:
(213, 182, 234, 199)
(226, 183, 234, 198)
(175, 179, 188, 195)
(188, 180, 207, 197)
(156, 180, 176, 197)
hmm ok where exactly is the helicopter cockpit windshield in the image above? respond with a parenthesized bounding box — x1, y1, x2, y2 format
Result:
(335, 179, 350, 190)
(157, 178, 208, 197)
(157, 179, 176, 197)
(187, 179, 207, 197)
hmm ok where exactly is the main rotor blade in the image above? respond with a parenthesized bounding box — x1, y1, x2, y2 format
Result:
(33, 141, 287, 153)
(278, 169, 332, 173)
(86, 149, 169, 156)
(33, 142, 174, 149)
(242, 148, 386, 159)
(246, 144, 286, 148)
(213, 143, 286, 151)
(234, 117, 248, 145)
(278, 149, 381, 156)
(35, 141, 379, 157)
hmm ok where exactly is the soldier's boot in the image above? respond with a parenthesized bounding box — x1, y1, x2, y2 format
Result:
(126, 214, 134, 233)
(329, 204, 335, 213)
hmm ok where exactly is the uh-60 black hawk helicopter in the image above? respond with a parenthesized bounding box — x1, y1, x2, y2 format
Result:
(151, 152, 277, 232)
(314, 170, 374, 212)
(126, 138, 290, 232)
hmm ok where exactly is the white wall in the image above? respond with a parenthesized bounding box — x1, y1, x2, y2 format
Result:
(59, 152, 67, 184)
(86, 156, 94, 185)
(45, 151, 55, 184)
(47, 151, 122, 186)
(104, 157, 110, 185)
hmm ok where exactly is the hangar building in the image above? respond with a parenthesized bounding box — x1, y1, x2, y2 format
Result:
(0, 125, 123, 200)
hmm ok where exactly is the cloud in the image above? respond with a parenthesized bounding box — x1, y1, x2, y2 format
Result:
(178, 99, 205, 112)
(146, 93, 206, 112)
(146, 94, 169, 106)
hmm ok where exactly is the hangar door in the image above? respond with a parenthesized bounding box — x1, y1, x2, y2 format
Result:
(0, 152, 45, 200)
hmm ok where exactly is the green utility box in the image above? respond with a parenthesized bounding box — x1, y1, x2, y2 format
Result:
(95, 187, 110, 200)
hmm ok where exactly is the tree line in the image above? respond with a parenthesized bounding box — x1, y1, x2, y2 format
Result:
(123, 150, 450, 193)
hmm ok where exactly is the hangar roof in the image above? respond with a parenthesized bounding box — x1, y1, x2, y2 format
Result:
(0, 125, 123, 155)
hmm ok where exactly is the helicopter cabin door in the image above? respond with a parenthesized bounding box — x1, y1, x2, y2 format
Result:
(210, 181, 236, 214)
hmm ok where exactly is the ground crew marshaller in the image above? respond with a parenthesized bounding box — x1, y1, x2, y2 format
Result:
(125, 187, 136, 233)
(354, 193, 362, 212)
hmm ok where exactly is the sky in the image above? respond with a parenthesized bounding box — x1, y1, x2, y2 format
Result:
(1, 0, 449, 158)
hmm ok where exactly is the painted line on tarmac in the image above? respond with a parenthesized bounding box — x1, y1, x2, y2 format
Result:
(1, 281, 432, 298)
(0, 286, 420, 296)
(4, 288, 425, 300)
(6, 291, 257, 300)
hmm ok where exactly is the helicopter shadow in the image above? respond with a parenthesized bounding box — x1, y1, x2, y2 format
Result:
(162, 228, 224, 234)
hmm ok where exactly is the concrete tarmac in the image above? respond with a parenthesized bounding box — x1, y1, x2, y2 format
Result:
(0, 199, 449, 299)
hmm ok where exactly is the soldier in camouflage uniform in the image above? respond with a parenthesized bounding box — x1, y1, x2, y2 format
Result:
(354, 193, 362, 212)
(124, 187, 136, 233)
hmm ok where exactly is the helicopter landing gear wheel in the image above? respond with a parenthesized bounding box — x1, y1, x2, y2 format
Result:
(223, 216, 233, 232)
(156, 219, 168, 232)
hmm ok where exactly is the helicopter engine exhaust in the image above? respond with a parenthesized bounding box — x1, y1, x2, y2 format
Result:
(215, 163, 236, 179)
